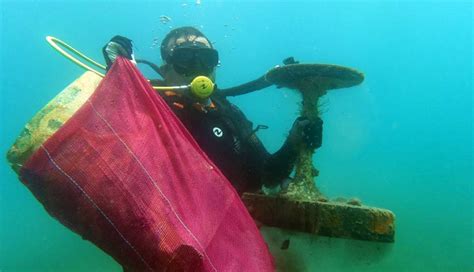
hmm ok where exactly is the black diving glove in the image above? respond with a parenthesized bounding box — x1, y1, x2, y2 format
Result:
(288, 116, 323, 149)
(102, 35, 135, 69)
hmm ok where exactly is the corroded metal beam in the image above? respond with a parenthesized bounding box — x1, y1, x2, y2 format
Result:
(242, 193, 395, 243)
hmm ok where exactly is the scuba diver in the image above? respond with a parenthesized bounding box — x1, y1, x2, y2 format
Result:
(103, 26, 323, 195)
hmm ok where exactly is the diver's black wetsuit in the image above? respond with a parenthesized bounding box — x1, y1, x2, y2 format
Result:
(103, 35, 303, 195)
(159, 90, 298, 195)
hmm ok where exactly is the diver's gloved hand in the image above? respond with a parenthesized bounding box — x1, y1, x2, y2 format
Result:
(102, 35, 135, 69)
(288, 116, 323, 149)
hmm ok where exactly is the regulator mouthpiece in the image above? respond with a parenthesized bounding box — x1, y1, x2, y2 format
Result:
(190, 76, 215, 99)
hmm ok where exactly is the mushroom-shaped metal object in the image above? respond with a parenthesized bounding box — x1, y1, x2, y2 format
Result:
(242, 64, 395, 243)
(265, 64, 364, 200)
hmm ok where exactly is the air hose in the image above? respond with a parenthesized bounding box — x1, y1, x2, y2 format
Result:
(45, 36, 214, 97)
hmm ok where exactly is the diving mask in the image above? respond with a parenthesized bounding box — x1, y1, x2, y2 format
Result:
(168, 44, 219, 76)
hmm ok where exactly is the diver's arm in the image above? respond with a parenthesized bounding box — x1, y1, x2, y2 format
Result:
(247, 116, 323, 188)
(260, 137, 299, 188)
(243, 132, 297, 189)
(219, 75, 272, 97)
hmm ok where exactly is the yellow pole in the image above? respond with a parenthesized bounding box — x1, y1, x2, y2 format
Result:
(46, 36, 106, 77)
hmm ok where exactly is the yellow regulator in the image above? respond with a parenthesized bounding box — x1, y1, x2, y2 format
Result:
(190, 76, 215, 99)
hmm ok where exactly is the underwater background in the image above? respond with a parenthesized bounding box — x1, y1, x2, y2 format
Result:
(0, 0, 472, 271)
